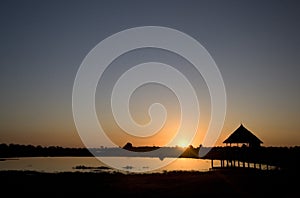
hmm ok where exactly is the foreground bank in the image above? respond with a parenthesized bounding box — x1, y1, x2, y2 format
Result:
(1, 168, 298, 197)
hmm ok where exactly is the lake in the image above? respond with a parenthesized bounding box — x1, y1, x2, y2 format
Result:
(0, 156, 217, 173)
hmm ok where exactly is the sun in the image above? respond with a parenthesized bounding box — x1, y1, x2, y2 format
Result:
(177, 139, 189, 148)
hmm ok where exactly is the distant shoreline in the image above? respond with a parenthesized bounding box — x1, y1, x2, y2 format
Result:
(1, 143, 300, 171)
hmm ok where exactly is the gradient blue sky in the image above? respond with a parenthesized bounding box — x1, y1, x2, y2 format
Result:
(0, 0, 299, 147)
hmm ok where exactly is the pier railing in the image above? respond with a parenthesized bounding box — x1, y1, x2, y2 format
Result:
(198, 146, 299, 171)
(1, 143, 299, 171)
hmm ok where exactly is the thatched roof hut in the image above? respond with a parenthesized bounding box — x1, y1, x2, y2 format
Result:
(223, 124, 263, 147)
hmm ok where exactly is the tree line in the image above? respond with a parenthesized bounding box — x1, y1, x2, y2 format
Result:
(1, 143, 300, 171)
(0, 143, 92, 158)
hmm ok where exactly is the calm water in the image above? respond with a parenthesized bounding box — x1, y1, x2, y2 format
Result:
(0, 157, 217, 173)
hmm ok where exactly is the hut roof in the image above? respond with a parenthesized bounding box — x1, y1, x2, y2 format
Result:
(223, 124, 263, 144)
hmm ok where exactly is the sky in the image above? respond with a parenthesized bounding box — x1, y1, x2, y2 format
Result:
(0, 0, 300, 148)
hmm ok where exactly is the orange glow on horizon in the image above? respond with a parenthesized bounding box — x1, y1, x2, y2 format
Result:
(177, 139, 189, 148)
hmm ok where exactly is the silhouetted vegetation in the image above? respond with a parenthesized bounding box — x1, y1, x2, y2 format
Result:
(0, 143, 92, 158)
(1, 143, 300, 171)
(122, 142, 160, 152)
(0, 169, 299, 196)
(179, 145, 199, 158)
